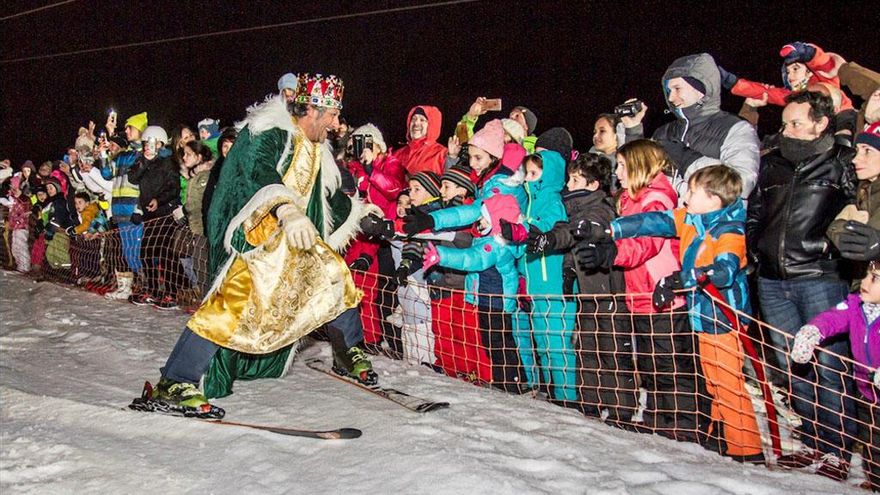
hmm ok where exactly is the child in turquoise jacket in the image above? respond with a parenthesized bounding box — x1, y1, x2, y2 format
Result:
(508, 150, 578, 401)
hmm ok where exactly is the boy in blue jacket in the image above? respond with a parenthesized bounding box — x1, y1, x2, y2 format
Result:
(581, 164, 762, 461)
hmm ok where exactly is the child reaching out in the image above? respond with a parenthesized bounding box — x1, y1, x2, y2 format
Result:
(422, 193, 526, 392)
(581, 163, 763, 462)
(791, 263, 880, 489)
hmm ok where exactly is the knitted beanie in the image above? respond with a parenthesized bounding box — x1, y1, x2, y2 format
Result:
(501, 118, 525, 144)
(410, 171, 442, 198)
(442, 165, 475, 196)
(512, 106, 538, 134)
(856, 122, 880, 151)
(535, 127, 574, 163)
(470, 119, 506, 158)
(351, 123, 388, 153)
(125, 112, 148, 133)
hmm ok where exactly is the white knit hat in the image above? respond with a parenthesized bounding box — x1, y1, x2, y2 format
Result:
(501, 118, 525, 144)
(351, 123, 387, 152)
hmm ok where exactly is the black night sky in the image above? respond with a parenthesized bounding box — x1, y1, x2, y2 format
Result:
(1, 0, 875, 164)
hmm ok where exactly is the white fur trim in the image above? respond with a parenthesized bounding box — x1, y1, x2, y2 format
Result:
(499, 166, 525, 187)
(280, 340, 302, 376)
(237, 95, 295, 136)
(319, 140, 342, 236)
(324, 195, 382, 252)
(223, 184, 300, 252)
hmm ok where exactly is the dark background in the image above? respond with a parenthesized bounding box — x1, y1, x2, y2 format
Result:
(1, 0, 875, 164)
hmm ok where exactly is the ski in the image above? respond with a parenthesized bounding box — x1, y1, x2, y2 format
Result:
(128, 382, 361, 439)
(304, 357, 450, 413)
(204, 420, 362, 440)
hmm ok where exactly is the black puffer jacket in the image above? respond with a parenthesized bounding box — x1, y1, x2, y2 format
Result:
(128, 154, 181, 220)
(746, 142, 856, 280)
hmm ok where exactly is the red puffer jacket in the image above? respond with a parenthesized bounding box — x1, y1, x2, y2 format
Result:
(614, 173, 684, 313)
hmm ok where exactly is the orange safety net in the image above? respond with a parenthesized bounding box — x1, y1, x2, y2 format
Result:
(1, 211, 878, 488)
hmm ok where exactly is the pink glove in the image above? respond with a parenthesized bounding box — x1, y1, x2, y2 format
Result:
(423, 242, 440, 271)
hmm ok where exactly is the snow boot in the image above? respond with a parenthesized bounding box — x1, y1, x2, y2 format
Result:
(105, 271, 133, 300)
(332, 345, 378, 386)
(152, 378, 217, 411)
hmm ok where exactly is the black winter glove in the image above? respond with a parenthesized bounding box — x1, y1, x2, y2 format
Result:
(349, 253, 373, 271)
(574, 240, 617, 270)
(402, 212, 434, 236)
(527, 225, 556, 254)
(572, 220, 610, 243)
(359, 214, 393, 239)
(499, 219, 528, 243)
(839, 221, 880, 261)
(130, 212, 143, 225)
(393, 265, 411, 287)
(652, 271, 684, 309)
(562, 267, 577, 295)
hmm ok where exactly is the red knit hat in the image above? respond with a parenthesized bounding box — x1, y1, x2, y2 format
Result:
(856, 122, 880, 151)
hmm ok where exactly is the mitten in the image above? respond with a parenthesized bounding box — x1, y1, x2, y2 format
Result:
(791, 325, 822, 364)
(652, 271, 683, 309)
(500, 219, 528, 243)
(360, 214, 393, 239)
(349, 253, 373, 271)
(574, 240, 617, 270)
(422, 242, 441, 272)
(572, 220, 610, 242)
(402, 212, 435, 236)
(393, 265, 411, 287)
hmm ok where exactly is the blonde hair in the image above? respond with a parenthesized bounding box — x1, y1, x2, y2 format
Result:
(616, 139, 671, 197)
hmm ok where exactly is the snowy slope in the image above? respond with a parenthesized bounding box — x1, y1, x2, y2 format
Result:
(0, 271, 863, 494)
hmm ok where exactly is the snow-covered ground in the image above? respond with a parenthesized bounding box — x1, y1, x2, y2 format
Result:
(0, 271, 865, 494)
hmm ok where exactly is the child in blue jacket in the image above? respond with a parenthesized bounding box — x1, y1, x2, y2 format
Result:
(423, 193, 526, 392)
(507, 150, 578, 401)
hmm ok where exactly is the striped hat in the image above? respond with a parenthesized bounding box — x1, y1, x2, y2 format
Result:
(442, 165, 475, 196)
(856, 122, 880, 151)
(410, 171, 442, 198)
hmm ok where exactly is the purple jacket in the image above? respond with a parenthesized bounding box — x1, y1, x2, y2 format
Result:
(811, 293, 880, 403)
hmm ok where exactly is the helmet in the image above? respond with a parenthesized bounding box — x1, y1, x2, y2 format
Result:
(141, 125, 169, 145)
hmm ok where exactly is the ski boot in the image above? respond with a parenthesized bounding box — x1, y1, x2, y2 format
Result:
(332, 346, 379, 387)
(129, 379, 224, 419)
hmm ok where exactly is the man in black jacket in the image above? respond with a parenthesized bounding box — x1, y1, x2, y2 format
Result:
(747, 91, 857, 479)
